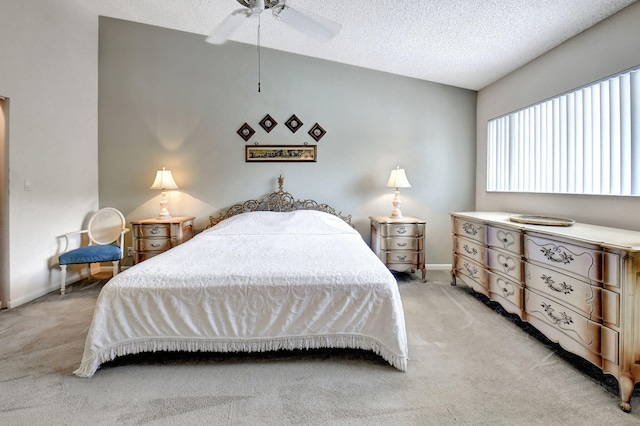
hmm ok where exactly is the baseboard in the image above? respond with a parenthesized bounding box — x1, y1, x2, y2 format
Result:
(7, 283, 59, 309)
(426, 264, 452, 270)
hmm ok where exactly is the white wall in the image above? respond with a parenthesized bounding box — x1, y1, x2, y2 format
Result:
(476, 2, 640, 229)
(0, 0, 100, 307)
(97, 18, 478, 268)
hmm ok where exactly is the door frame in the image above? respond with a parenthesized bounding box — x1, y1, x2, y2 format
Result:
(0, 96, 9, 308)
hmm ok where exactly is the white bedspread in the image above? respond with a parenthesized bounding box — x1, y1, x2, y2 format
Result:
(74, 210, 408, 377)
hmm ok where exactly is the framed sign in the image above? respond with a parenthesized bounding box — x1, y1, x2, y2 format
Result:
(245, 145, 317, 162)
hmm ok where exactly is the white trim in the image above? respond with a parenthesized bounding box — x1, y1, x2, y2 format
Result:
(426, 264, 452, 270)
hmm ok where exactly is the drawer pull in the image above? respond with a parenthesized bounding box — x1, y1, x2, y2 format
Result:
(463, 262, 479, 278)
(497, 278, 514, 297)
(497, 254, 516, 273)
(397, 242, 407, 247)
(541, 274, 574, 294)
(151, 243, 161, 248)
(397, 226, 407, 234)
(541, 302, 574, 326)
(540, 246, 574, 264)
(463, 244, 477, 255)
(496, 230, 515, 250)
(462, 223, 478, 236)
(397, 255, 407, 261)
(150, 226, 161, 235)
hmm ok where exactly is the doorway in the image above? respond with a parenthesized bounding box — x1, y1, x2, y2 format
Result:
(0, 97, 8, 308)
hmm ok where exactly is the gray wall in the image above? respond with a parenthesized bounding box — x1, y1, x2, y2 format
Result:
(0, 0, 99, 307)
(477, 2, 640, 230)
(98, 18, 477, 266)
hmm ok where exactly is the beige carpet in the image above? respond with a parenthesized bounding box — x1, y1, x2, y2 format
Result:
(1, 270, 639, 425)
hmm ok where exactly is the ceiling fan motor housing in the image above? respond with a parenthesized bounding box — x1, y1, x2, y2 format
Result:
(236, 0, 281, 10)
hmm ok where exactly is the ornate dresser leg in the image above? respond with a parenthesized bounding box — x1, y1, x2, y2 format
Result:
(619, 375, 634, 412)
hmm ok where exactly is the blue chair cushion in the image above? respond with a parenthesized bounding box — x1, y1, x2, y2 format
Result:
(59, 245, 122, 265)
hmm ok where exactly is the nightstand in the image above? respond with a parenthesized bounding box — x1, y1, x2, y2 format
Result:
(131, 217, 195, 264)
(370, 216, 426, 282)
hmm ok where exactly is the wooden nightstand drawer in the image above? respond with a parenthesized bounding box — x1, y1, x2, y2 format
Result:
(134, 224, 171, 238)
(383, 251, 422, 265)
(380, 237, 422, 251)
(379, 223, 423, 237)
(135, 238, 173, 252)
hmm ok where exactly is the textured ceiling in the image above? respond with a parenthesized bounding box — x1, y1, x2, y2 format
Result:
(94, 0, 637, 90)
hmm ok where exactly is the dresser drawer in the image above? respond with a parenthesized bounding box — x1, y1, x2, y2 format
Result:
(487, 226, 522, 255)
(524, 235, 602, 282)
(454, 218, 486, 244)
(455, 256, 488, 289)
(488, 271, 523, 311)
(454, 236, 486, 264)
(487, 248, 523, 282)
(525, 262, 601, 321)
(525, 289, 601, 361)
(135, 238, 173, 252)
(380, 237, 422, 251)
(379, 223, 423, 238)
(134, 224, 171, 238)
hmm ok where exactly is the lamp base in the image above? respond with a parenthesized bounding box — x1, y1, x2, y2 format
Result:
(158, 191, 172, 219)
(389, 188, 404, 218)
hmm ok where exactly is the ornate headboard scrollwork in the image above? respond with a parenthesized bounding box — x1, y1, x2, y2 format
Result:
(207, 175, 352, 228)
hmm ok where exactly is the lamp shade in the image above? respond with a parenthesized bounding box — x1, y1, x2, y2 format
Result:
(386, 166, 411, 188)
(150, 167, 178, 190)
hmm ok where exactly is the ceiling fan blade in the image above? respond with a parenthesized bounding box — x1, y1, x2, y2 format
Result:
(273, 5, 341, 42)
(205, 9, 252, 44)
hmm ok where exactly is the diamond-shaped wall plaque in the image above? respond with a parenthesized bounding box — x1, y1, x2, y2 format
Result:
(237, 123, 255, 141)
(285, 114, 303, 133)
(308, 123, 326, 141)
(259, 114, 277, 133)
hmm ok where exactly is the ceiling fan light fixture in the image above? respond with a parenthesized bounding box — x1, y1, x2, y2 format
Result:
(250, 0, 266, 14)
(208, 0, 342, 45)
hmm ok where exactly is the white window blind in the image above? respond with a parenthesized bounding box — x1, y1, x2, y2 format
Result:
(487, 66, 640, 195)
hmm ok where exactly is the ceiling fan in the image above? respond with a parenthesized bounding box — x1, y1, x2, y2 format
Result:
(206, 0, 342, 45)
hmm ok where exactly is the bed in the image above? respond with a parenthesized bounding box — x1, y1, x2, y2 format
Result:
(74, 177, 408, 377)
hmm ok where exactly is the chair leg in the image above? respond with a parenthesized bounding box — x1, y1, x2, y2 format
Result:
(112, 260, 119, 277)
(60, 265, 67, 295)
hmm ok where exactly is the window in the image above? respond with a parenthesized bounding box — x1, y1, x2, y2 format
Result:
(487, 66, 640, 196)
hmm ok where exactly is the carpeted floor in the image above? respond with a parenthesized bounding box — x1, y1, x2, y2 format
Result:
(1, 270, 639, 425)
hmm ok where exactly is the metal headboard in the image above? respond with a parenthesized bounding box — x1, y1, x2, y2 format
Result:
(207, 175, 352, 228)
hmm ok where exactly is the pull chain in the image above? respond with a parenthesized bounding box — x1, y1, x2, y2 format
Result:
(257, 14, 261, 93)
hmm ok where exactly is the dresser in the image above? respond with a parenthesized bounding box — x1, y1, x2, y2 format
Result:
(131, 217, 195, 264)
(370, 216, 426, 282)
(451, 211, 640, 412)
